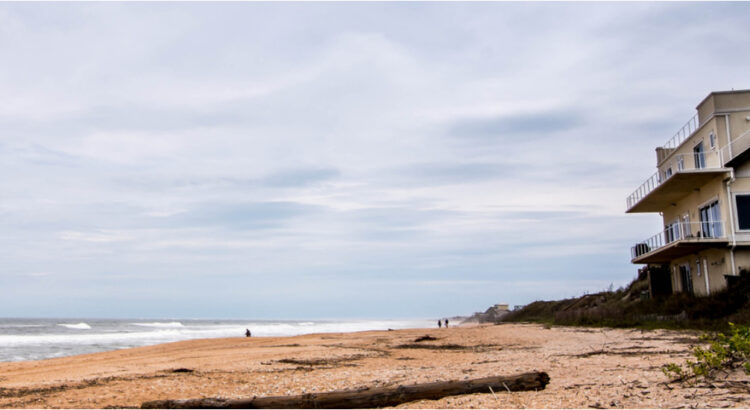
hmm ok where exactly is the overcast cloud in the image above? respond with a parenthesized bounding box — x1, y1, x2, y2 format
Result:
(2, 2, 749, 319)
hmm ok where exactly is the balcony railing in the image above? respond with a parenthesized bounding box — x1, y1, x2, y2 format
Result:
(720, 128, 750, 166)
(631, 220, 725, 259)
(662, 113, 700, 150)
(626, 150, 723, 210)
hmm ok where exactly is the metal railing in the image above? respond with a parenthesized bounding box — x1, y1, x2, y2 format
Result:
(662, 113, 700, 150)
(720, 128, 750, 166)
(627, 172, 661, 210)
(631, 220, 725, 259)
(626, 150, 722, 209)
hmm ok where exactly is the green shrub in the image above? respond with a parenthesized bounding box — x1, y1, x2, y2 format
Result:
(663, 323, 750, 380)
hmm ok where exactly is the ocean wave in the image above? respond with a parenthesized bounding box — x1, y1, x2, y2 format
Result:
(0, 329, 185, 347)
(241, 320, 434, 337)
(58, 322, 92, 330)
(0, 324, 44, 328)
(131, 322, 184, 328)
(0, 319, 436, 362)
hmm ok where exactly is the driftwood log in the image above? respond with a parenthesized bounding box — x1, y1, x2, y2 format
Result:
(141, 371, 549, 409)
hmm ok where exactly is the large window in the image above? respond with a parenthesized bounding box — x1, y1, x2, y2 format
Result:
(694, 141, 706, 169)
(699, 200, 722, 238)
(736, 194, 750, 230)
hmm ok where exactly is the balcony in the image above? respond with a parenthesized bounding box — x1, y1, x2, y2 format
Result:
(631, 221, 728, 264)
(626, 150, 730, 213)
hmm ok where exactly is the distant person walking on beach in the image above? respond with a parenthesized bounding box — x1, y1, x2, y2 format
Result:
(437, 320, 442, 328)
(445, 319, 449, 328)
(245, 329, 251, 337)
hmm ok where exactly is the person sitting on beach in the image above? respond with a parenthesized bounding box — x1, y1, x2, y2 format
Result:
(245, 329, 251, 337)
(437, 320, 442, 328)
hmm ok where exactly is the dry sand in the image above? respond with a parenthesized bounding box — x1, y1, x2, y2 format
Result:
(0, 323, 748, 409)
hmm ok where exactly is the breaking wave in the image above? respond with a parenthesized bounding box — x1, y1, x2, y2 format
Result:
(57, 322, 92, 330)
(131, 322, 184, 328)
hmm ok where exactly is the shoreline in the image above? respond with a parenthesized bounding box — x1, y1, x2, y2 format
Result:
(1, 323, 748, 408)
(0, 318, 435, 363)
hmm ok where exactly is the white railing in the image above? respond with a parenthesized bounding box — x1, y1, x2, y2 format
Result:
(631, 220, 725, 259)
(662, 113, 700, 150)
(626, 150, 722, 209)
(720, 128, 750, 165)
(663, 151, 723, 174)
(627, 172, 660, 210)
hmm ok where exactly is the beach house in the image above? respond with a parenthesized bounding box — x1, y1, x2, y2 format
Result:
(627, 89, 750, 297)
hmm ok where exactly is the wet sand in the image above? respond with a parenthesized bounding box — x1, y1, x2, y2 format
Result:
(0, 323, 747, 408)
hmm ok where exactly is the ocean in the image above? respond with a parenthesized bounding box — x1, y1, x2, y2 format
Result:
(0, 318, 434, 362)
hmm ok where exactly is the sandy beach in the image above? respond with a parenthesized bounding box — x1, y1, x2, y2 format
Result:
(0, 323, 748, 409)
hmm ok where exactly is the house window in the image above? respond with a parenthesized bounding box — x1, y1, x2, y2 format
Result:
(694, 141, 706, 169)
(677, 156, 685, 171)
(699, 200, 722, 238)
(709, 132, 717, 149)
(665, 167, 673, 179)
(736, 194, 750, 230)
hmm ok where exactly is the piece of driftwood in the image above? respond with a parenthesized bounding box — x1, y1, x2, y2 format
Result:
(141, 371, 549, 409)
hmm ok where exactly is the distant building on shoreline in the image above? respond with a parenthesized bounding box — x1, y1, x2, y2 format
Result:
(463, 303, 511, 323)
(627, 90, 750, 296)
(627, 89, 750, 297)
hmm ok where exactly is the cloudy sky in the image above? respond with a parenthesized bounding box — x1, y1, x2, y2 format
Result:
(2, 2, 749, 319)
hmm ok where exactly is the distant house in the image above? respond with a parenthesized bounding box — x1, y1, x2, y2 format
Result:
(627, 90, 750, 297)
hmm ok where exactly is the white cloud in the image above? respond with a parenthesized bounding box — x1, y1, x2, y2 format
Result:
(59, 230, 133, 243)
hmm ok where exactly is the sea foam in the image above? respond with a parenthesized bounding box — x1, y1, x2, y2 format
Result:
(58, 322, 92, 330)
(131, 322, 184, 328)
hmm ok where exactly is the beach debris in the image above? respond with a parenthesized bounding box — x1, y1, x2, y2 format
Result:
(396, 343, 466, 350)
(394, 343, 502, 352)
(275, 354, 368, 367)
(140, 372, 551, 409)
(170, 368, 194, 373)
(413, 335, 438, 342)
(568, 348, 681, 358)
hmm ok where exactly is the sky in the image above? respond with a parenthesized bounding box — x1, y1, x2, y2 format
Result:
(2, 2, 750, 320)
